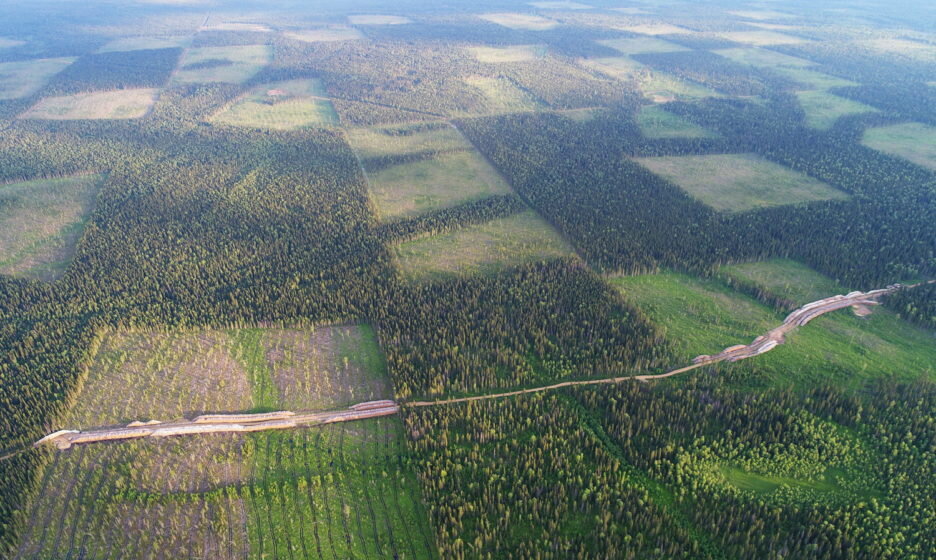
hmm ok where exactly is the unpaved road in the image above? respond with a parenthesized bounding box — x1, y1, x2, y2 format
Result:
(33, 282, 926, 451)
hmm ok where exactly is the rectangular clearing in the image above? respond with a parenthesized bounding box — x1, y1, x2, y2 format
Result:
(714, 47, 814, 69)
(97, 36, 190, 53)
(633, 153, 848, 212)
(598, 37, 690, 55)
(0, 57, 74, 100)
(464, 75, 543, 114)
(347, 122, 469, 158)
(283, 26, 365, 42)
(637, 105, 717, 139)
(861, 122, 936, 171)
(480, 13, 559, 30)
(367, 150, 513, 221)
(468, 44, 547, 63)
(795, 90, 876, 130)
(393, 210, 573, 282)
(173, 44, 271, 84)
(0, 174, 103, 281)
(714, 30, 807, 46)
(348, 14, 412, 25)
(210, 79, 338, 130)
(20, 88, 158, 119)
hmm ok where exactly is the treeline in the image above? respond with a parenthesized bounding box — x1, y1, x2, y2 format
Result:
(884, 283, 936, 328)
(378, 259, 670, 399)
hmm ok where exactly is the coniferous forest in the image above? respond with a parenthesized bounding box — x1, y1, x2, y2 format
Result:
(0, 0, 933, 558)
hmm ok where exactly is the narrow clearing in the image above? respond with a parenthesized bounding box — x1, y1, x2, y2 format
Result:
(33, 282, 926, 450)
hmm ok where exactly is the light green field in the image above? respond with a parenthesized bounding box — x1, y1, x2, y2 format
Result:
(859, 38, 936, 63)
(609, 270, 936, 388)
(468, 44, 547, 63)
(348, 14, 412, 25)
(20, 88, 158, 120)
(714, 47, 814, 68)
(633, 153, 848, 212)
(18, 327, 434, 560)
(795, 90, 877, 129)
(861, 122, 936, 171)
(715, 30, 807, 46)
(637, 105, 717, 139)
(639, 71, 722, 103)
(347, 123, 469, 158)
(773, 66, 856, 90)
(283, 27, 365, 42)
(173, 44, 272, 84)
(211, 79, 337, 130)
(480, 12, 558, 30)
(618, 23, 693, 36)
(464, 75, 543, 114)
(598, 37, 690, 55)
(97, 36, 189, 53)
(719, 258, 844, 305)
(528, 1, 593, 8)
(368, 150, 513, 221)
(0, 174, 103, 281)
(557, 107, 599, 122)
(394, 210, 573, 282)
(581, 56, 645, 80)
(0, 57, 74, 100)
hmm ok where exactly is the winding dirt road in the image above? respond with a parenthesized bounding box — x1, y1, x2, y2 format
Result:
(33, 282, 924, 451)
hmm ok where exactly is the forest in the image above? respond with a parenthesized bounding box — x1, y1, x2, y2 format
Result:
(0, 0, 933, 558)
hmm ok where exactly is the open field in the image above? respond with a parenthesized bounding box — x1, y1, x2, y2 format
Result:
(283, 27, 365, 42)
(714, 30, 808, 46)
(634, 153, 848, 211)
(468, 44, 547, 63)
(618, 23, 693, 36)
(348, 15, 412, 25)
(18, 324, 433, 559)
(580, 56, 645, 80)
(0, 174, 102, 281)
(0, 57, 74, 100)
(172, 45, 272, 84)
(640, 71, 722, 102)
(464, 75, 543, 114)
(637, 105, 717, 139)
(97, 36, 189, 53)
(529, 1, 593, 8)
(368, 150, 512, 221)
(610, 271, 936, 388)
(20, 88, 158, 120)
(598, 37, 689, 55)
(393, 210, 573, 281)
(861, 122, 936, 171)
(347, 122, 469, 158)
(726, 10, 796, 20)
(714, 47, 814, 68)
(795, 90, 877, 129)
(858, 38, 936, 63)
(211, 79, 338, 130)
(772, 66, 856, 90)
(0, 37, 25, 48)
(479, 13, 558, 30)
(719, 258, 844, 306)
(202, 22, 272, 32)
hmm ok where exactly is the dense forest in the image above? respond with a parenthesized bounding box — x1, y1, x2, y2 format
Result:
(0, 0, 933, 557)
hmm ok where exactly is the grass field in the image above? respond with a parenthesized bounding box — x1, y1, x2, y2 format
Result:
(795, 90, 876, 129)
(714, 47, 814, 68)
(610, 270, 936, 388)
(633, 153, 848, 211)
(637, 105, 717, 139)
(618, 23, 693, 36)
(17, 325, 435, 559)
(348, 14, 412, 25)
(464, 75, 543, 114)
(479, 12, 558, 30)
(719, 258, 843, 306)
(714, 30, 807, 46)
(347, 122, 468, 158)
(0, 37, 25, 48)
(393, 210, 573, 282)
(640, 71, 722, 102)
(20, 88, 158, 120)
(283, 27, 365, 42)
(202, 22, 272, 32)
(858, 38, 936, 63)
(0, 57, 74, 100)
(726, 10, 796, 20)
(861, 122, 936, 171)
(468, 44, 547, 63)
(598, 37, 690, 55)
(173, 45, 272, 84)
(211, 79, 338, 130)
(367, 150, 513, 221)
(528, 1, 593, 8)
(0, 174, 103, 281)
(580, 56, 645, 80)
(773, 66, 856, 90)
(97, 36, 189, 53)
